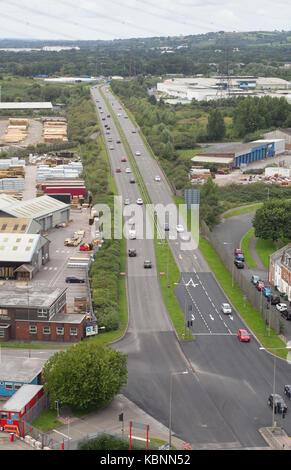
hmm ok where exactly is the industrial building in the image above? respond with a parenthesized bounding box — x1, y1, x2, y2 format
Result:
(0, 357, 44, 397)
(0, 218, 41, 234)
(264, 128, 291, 149)
(0, 194, 70, 231)
(0, 102, 53, 110)
(191, 139, 285, 169)
(0, 286, 87, 343)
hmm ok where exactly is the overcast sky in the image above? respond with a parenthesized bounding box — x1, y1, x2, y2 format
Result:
(0, 0, 291, 41)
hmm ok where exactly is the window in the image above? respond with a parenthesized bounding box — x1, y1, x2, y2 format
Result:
(56, 327, 64, 335)
(13, 224, 19, 231)
(1, 413, 8, 419)
(21, 224, 27, 231)
(70, 327, 77, 336)
(0, 330, 5, 338)
(0, 309, 8, 316)
(14, 383, 22, 391)
(16, 238, 21, 243)
(5, 383, 13, 391)
(29, 325, 37, 334)
(1, 224, 7, 230)
(37, 308, 47, 317)
(43, 326, 50, 335)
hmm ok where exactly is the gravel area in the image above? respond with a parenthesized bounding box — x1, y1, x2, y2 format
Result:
(0, 117, 44, 148)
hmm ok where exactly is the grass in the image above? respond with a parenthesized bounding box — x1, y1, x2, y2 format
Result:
(241, 228, 257, 268)
(222, 203, 263, 220)
(32, 409, 62, 431)
(198, 237, 287, 359)
(256, 238, 275, 269)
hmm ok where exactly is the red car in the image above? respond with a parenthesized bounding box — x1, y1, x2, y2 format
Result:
(234, 248, 243, 255)
(121, 157, 127, 162)
(116, 168, 121, 173)
(256, 280, 265, 291)
(237, 329, 250, 342)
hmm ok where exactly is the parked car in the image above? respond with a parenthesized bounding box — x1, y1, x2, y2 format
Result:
(221, 303, 232, 314)
(234, 248, 243, 255)
(132, 130, 136, 133)
(136, 198, 143, 205)
(251, 275, 260, 285)
(217, 169, 227, 174)
(129, 229, 136, 240)
(124, 198, 130, 205)
(284, 385, 291, 399)
(237, 329, 251, 342)
(154, 175, 161, 182)
(276, 303, 288, 312)
(281, 310, 291, 320)
(109, 146, 114, 150)
(234, 260, 244, 269)
(268, 295, 281, 305)
(128, 249, 136, 257)
(268, 394, 288, 414)
(65, 276, 85, 283)
(144, 260, 152, 268)
(176, 224, 184, 233)
(128, 218, 135, 226)
(107, 114, 110, 118)
(116, 140, 121, 144)
(235, 253, 245, 262)
(256, 280, 265, 291)
(262, 287, 272, 298)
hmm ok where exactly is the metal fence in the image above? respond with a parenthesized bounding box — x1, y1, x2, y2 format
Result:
(201, 220, 282, 335)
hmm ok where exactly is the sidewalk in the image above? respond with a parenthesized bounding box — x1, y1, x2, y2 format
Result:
(249, 235, 268, 273)
(259, 426, 291, 450)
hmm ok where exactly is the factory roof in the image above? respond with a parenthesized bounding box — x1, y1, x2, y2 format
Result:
(0, 194, 69, 219)
(0, 358, 45, 384)
(191, 156, 234, 164)
(0, 218, 41, 234)
(2, 385, 43, 412)
(0, 233, 48, 263)
(0, 102, 53, 110)
(199, 141, 271, 155)
(0, 287, 66, 308)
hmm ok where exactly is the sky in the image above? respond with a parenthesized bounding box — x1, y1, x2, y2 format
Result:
(0, 0, 291, 41)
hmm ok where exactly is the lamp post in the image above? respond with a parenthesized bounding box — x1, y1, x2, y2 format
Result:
(259, 342, 291, 428)
(169, 370, 188, 449)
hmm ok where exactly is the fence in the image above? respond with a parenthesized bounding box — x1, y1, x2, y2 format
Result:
(200, 220, 282, 335)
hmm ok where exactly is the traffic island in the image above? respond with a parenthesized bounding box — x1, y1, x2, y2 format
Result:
(259, 426, 291, 450)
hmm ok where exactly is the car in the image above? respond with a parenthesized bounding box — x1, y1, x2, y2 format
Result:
(132, 130, 136, 133)
(235, 253, 245, 262)
(237, 329, 251, 342)
(281, 310, 291, 320)
(102, 117, 105, 121)
(251, 275, 260, 285)
(109, 146, 114, 150)
(128, 218, 135, 225)
(268, 295, 281, 305)
(116, 168, 121, 173)
(135, 151, 141, 156)
(154, 175, 161, 182)
(276, 303, 288, 312)
(129, 229, 136, 240)
(176, 224, 184, 233)
(144, 260, 152, 268)
(104, 124, 108, 128)
(136, 198, 143, 205)
(221, 303, 232, 314)
(108, 137, 113, 142)
(125, 168, 131, 173)
(107, 114, 110, 118)
(234, 260, 244, 269)
(128, 249, 136, 257)
(284, 385, 291, 399)
(130, 177, 135, 184)
(164, 223, 169, 231)
(98, 106, 102, 109)
(106, 126, 110, 130)
(124, 198, 130, 205)
(124, 115, 128, 119)
(268, 394, 288, 414)
(262, 287, 272, 297)
(106, 131, 110, 135)
(117, 113, 121, 116)
(121, 157, 127, 162)
(116, 140, 121, 144)
(65, 276, 85, 283)
(234, 248, 243, 255)
(217, 169, 227, 175)
(256, 280, 265, 291)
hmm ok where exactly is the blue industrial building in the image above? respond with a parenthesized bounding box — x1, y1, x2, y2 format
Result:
(0, 356, 44, 397)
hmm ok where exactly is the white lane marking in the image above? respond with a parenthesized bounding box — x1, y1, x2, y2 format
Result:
(52, 429, 72, 439)
(182, 275, 212, 334)
(209, 314, 214, 321)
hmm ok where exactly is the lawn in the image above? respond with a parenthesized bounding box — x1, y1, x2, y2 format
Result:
(256, 238, 274, 269)
(241, 228, 257, 268)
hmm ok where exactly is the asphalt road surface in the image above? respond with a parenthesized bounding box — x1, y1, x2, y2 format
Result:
(90, 85, 291, 449)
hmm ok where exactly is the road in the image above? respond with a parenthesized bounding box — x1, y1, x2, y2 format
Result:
(90, 85, 291, 448)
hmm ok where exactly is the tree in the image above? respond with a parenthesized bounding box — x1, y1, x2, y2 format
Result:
(42, 342, 127, 411)
(206, 109, 226, 141)
(253, 199, 291, 241)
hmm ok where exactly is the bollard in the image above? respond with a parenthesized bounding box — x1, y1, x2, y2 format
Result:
(10, 433, 14, 442)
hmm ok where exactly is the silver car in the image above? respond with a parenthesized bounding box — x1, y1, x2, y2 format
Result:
(221, 303, 232, 314)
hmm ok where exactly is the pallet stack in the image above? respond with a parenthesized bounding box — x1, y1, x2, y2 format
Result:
(43, 120, 68, 143)
(2, 118, 28, 143)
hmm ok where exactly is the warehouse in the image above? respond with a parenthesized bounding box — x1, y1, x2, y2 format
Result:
(0, 217, 41, 234)
(191, 139, 285, 169)
(0, 102, 53, 110)
(0, 357, 44, 397)
(0, 194, 70, 231)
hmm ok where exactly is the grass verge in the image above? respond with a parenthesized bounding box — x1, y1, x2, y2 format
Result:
(241, 228, 257, 268)
(198, 237, 287, 359)
(222, 203, 263, 220)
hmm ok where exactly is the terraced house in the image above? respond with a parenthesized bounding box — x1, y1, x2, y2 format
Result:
(269, 243, 291, 301)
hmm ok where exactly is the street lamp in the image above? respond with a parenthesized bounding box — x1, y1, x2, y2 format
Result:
(259, 342, 291, 428)
(169, 370, 188, 449)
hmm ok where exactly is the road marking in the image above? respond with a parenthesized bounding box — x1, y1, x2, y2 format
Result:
(52, 429, 72, 439)
(209, 314, 214, 321)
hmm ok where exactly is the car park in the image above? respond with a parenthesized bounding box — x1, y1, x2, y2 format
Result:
(144, 260, 152, 268)
(284, 385, 291, 399)
(221, 303, 232, 314)
(234, 260, 244, 269)
(125, 168, 131, 173)
(154, 175, 161, 182)
(262, 287, 272, 298)
(281, 310, 291, 320)
(176, 224, 184, 233)
(276, 303, 288, 312)
(251, 275, 260, 285)
(116, 168, 121, 173)
(268, 394, 288, 414)
(135, 151, 141, 156)
(256, 280, 265, 291)
(237, 329, 251, 342)
(136, 198, 143, 205)
(65, 276, 85, 283)
(128, 249, 137, 257)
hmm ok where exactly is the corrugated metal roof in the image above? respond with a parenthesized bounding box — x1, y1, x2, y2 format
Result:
(0, 194, 69, 219)
(191, 156, 234, 164)
(0, 233, 41, 262)
(2, 385, 43, 412)
(0, 102, 52, 109)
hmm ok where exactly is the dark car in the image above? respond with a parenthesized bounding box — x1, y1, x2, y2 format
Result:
(144, 260, 152, 268)
(128, 249, 136, 257)
(268, 394, 288, 414)
(268, 295, 281, 305)
(164, 223, 169, 231)
(65, 276, 85, 283)
(284, 385, 291, 399)
(235, 253, 245, 262)
(116, 140, 121, 144)
(234, 260, 244, 269)
(281, 310, 291, 320)
(130, 177, 135, 184)
(107, 114, 110, 118)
